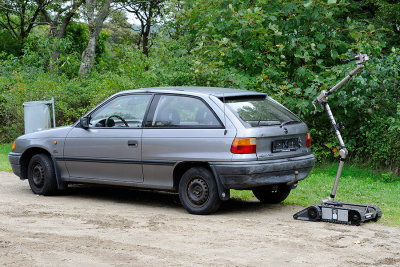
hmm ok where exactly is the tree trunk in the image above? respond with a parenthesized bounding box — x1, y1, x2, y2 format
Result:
(142, 2, 154, 56)
(79, 32, 100, 75)
(123, 0, 164, 56)
(78, 0, 111, 75)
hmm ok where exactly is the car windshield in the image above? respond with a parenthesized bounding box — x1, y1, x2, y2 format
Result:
(225, 97, 301, 127)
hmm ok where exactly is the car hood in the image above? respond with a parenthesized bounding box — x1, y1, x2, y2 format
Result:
(17, 126, 73, 140)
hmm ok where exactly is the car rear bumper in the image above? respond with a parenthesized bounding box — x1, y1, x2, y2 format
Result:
(210, 154, 315, 189)
(8, 152, 22, 178)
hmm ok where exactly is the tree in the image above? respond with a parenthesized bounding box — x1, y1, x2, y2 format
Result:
(78, 0, 112, 75)
(104, 9, 137, 46)
(0, 0, 49, 55)
(40, 0, 84, 39)
(40, 0, 85, 66)
(122, 0, 165, 56)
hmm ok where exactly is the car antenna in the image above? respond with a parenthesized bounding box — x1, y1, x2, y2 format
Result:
(223, 93, 227, 135)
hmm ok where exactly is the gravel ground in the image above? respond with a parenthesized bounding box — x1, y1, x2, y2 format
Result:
(1, 171, 400, 266)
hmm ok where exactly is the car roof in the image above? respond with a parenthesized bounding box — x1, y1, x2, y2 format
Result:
(117, 86, 267, 99)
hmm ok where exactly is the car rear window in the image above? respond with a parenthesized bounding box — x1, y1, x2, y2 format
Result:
(225, 97, 301, 127)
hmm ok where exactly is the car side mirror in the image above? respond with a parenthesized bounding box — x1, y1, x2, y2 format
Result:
(80, 117, 90, 129)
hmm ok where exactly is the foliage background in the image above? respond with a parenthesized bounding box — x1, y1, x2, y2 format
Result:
(0, 0, 399, 174)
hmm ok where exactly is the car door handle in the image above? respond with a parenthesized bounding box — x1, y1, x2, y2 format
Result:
(128, 140, 138, 147)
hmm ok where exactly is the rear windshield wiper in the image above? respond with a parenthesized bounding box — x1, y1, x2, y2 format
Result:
(247, 120, 280, 126)
(280, 120, 301, 128)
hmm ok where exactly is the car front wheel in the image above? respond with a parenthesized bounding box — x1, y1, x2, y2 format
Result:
(179, 167, 221, 215)
(252, 184, 291, 204)
(27, 154, 58, 195)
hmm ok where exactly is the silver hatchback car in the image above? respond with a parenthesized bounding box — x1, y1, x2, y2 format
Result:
(9, 87, 315, 214)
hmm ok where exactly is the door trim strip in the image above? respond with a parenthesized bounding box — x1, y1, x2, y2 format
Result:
(55, 156, 176, 166)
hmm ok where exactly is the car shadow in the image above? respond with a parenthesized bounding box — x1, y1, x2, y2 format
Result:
(64, 184, 182, 209)
(218, 198, 272, 214)
(62, 184, 276, 214)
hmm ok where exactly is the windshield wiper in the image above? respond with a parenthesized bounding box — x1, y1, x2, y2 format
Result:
(280, 120, 300, 128)
(252, 120, 280, 126)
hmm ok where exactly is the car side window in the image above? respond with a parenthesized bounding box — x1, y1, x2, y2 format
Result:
(150, 95, 221, 128)
(90, 94, 152, 128)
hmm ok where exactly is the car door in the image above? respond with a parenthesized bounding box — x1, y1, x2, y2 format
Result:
(141, 94, 234, 189)
(63, 94, 152, 184)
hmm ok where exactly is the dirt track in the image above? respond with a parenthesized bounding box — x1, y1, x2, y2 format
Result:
(1, 171, 400, 266)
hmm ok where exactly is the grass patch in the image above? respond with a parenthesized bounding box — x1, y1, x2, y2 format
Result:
(230, 190, 255, 200)
(231, 163, 400, 227)
(0, 143, 12, 172)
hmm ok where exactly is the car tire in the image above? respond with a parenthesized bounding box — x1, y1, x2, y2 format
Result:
(179, 167, 221, 215)
(252, 184, 291, 204)
(27, 154, 58, 196)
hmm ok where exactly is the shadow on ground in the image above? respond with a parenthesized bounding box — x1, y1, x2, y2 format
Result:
(59, 184, 274, 214)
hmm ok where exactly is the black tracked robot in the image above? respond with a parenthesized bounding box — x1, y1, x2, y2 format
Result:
(293, 54, 382, 226)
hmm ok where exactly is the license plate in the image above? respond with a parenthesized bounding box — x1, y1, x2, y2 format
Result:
(272, 138, 300, 153)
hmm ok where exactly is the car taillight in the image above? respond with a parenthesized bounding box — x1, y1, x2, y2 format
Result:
(306, 132, 311, 147)
(231, 138, 257, 154)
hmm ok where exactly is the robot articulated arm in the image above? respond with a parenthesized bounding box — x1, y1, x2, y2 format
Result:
(312, 54, 369, 203)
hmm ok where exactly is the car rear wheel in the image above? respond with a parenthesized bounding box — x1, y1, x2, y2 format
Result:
(179, 167, 221, 215)
(27, 154, 58, 195)
(252, 184, 291, 204)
